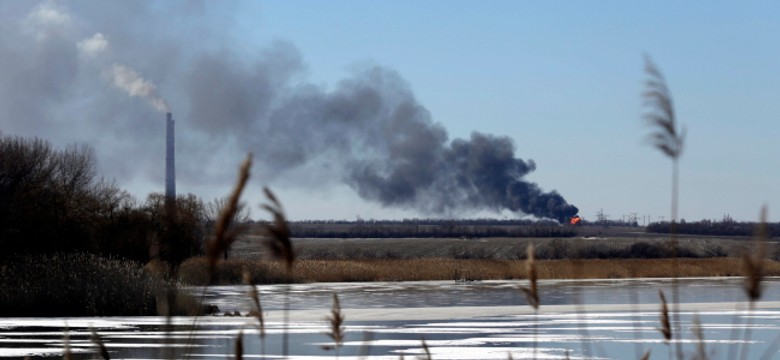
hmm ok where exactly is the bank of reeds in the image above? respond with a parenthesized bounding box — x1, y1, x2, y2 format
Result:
(176, 256, 780, 285)
(0, 253, 162, 316)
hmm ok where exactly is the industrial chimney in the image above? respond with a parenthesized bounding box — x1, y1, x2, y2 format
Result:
(165, 112, 176, 199)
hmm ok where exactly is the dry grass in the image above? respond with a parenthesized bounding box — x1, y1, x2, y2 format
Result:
(658, 290, 672, 342)
(206, 154, 252, 273)
(322, 293, 345, 355)
(177, 257, 780, 285)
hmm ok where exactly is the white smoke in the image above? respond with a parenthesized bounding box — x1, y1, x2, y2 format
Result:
(109, 64, 169, 113)
(75, 31, 168, 114)
(23, 1, 73, 40)
(77, 33, 109, 59)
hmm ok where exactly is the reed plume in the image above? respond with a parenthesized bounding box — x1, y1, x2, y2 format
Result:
(323, 293, 346, 357)
(206, 154, 253, 273)
(643, 56, 685, 160)
(658, 290, 671, 342)
(261, 187, 295, 270)
(260, 186, 294, 357)
(643, 55, 685, 359)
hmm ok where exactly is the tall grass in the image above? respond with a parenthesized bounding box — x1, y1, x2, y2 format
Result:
(0, 253, 164, 316)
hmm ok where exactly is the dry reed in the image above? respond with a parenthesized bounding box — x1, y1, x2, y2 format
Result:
(742, 206, 768, 302)
(206, 154, 252, 274)
(261, 187, 295, 270)
(643, 55, 686, 359)
(520, 243, 539, 309)
(692, 314, 708, 360)
(322, 293, 345, 356)
(63, 328, 73, 360)
(738, 206, 770, 360)
(90, 328, 110, 360)
(643, 55, 685, 160)
(420, 338, 431, 360)
(243, 271, 265, 338)
(658, 290, 671, 342)
(234, 330, 243, 360)
(640, 350, 651, 360)
(259, 187, 295, 358)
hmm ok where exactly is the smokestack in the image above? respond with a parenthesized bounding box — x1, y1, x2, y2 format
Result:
(165, 112, 176, 199)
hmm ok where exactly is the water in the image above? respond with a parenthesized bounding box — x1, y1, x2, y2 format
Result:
(2, 277, 780, 359)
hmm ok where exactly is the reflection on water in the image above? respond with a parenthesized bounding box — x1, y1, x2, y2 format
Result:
(2, 277, 779, 359)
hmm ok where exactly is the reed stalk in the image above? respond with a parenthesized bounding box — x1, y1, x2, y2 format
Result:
(323, 293, 346, 358)
(206, 154, 253, 277)
(244, 271, 266, 357)
(519, 243, 539, 359)
(692, 314, 708, 360)
(658, 289, 672, 359)
(261, 187, 295, 358)
(234, 330, 243, 360)
(643, 55, 685, 359)
(738, 206, 768, 360)
(90, 328, 111, 360)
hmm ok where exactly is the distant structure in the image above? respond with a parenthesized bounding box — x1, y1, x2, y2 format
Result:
(165, 112, 176, 199)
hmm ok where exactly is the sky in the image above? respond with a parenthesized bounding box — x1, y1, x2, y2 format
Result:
(1, 1, 778, 222)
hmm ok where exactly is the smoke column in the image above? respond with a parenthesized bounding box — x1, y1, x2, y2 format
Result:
(110, 64, 170, 113)
(165, 112, 175, 199)
(183, 64, 580, 222)
(1, 2, 579, 222)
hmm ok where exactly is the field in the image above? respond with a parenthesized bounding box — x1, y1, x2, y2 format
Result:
(229, 225, 771, 261)
(170, 224, 780, 285)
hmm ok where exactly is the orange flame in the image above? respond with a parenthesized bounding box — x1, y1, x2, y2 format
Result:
(569, 216, 582, 225)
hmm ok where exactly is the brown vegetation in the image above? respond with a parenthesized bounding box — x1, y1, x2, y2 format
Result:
(177, 256, 780, 285)
(0, 253, 159, 316)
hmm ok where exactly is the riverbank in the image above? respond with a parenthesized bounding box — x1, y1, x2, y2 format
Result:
(178, 257, 780, 285)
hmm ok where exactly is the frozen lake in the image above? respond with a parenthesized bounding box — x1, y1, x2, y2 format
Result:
(2, 277, 780, 359)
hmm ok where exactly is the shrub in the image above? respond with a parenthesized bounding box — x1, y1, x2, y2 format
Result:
(627, 241, 667, 258)
(0, 253, 165, 316)
(0, 136, 208, 264)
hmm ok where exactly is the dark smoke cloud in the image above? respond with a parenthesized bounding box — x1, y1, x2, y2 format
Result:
(0, 1, 577, 221)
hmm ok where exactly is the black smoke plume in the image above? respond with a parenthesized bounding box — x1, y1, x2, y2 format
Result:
(0, 1, 577, 221)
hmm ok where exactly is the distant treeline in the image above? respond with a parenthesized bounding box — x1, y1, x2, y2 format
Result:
(0, 136, 250, 266)
(646, 220, 779, 237)
(293, 218, 562, 226)
(287, 221, 576, 238)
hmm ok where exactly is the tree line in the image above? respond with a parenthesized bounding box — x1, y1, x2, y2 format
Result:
(287, 222, 576, 238)
(0, 136, 250, 267)
(646, 219, 779, 237)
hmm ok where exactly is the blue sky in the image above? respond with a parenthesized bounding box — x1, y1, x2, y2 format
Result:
(2, 1, 779, 222)
(232, 1, 780, 222)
